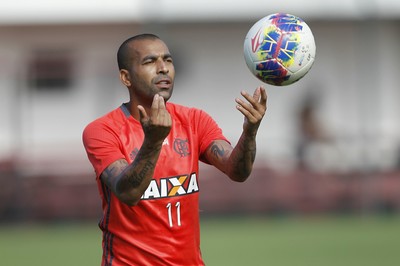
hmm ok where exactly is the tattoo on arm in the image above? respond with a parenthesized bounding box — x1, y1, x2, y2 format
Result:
(211, 136, 257, 181)
(99, 142, 164, 205)
(211, 144, 225, 158)
(237, 137, 256, 161)
(126, 160, 155, 188)
(102, 160, 128, 181)
(101, 157, 156, 190)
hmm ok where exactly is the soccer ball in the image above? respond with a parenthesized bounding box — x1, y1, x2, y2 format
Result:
(244, 13, 316, 86)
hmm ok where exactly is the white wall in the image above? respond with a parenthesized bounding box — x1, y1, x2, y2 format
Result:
(1, 19, 399, 175)
(2, 0, 400, 24)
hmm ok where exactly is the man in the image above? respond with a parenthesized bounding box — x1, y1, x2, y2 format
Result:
(82, 33, 267, 266)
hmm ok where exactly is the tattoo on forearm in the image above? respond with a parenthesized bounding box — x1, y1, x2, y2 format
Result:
(211, 144, 225, 158)
(126, 160, 155, 188)
(103, 160, 128, 179)
(240, 139, 256, 163)
(103, 166, 115, 178)
(247, 144, 256, 162)
(231, 137, 257, 178)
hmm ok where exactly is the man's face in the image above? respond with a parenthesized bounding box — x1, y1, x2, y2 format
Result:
(127, 38, 175, 105)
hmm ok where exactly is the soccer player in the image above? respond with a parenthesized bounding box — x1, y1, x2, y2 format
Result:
(82, 33, 267, 266)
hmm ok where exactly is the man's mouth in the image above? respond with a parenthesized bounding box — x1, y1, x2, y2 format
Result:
(155, 77, 172, 88)
(157, 80, 170, 85)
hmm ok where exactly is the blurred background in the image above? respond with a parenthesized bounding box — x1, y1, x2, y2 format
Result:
(1, 0, 400, 265)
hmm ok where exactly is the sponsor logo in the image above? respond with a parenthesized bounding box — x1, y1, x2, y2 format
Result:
(141, 173, 199, 200)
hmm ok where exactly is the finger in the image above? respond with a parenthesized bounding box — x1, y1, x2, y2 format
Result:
(236, 104, 258, 125)
(236, 94, 261, 118)
(236, 98, 265, 124)
(158, 94, 166, 109)
(236, 103, 252, 117)
(240, 90, 260, 109)
(252, 87, 261, 101)
(259, 86, 268, 107)
(138, 105, 149, 123)
(157, 95, 170, 125)
(150, 94, 160, 118)
(235, 97, 253, 113)
(240, 87, 267, 113)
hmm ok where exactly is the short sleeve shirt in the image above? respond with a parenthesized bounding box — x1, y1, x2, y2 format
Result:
(82, 102, 228, 266)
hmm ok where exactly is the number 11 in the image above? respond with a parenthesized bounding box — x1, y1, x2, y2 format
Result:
(166, 201, 181, 227)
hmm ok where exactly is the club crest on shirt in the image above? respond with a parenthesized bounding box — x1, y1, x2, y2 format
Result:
(173, 138, 190, 157)
(141, 173, 199, 200)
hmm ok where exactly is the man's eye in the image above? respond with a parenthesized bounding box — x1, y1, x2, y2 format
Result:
(143, 59, 155, 64)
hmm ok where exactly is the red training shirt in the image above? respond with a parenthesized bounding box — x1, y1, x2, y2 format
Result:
(82, 102, 228, 266)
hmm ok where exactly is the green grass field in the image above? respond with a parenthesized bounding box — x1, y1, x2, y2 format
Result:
(1, 215, 399, 266)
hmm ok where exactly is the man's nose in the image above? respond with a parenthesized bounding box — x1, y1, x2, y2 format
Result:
(157, 60, 169, 74)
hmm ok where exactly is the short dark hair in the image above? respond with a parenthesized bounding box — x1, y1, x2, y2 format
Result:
(117, 33, 161, 70)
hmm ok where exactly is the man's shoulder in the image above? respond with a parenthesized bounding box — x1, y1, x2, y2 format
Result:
(167, 102, 204, 118)
(83, 105, 125, 133)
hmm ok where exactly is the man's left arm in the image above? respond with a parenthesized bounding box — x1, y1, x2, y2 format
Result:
(205, 86, 267, 182)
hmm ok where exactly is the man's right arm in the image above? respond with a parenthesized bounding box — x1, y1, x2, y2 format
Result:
(100, 94, 172, 206)
(100, 139, 163, 206)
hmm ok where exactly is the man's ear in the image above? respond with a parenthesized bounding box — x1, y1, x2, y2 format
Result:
(120, 69, 131, 87)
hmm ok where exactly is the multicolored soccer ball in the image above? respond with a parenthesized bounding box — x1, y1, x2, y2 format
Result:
(244, 13, 316, 86)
